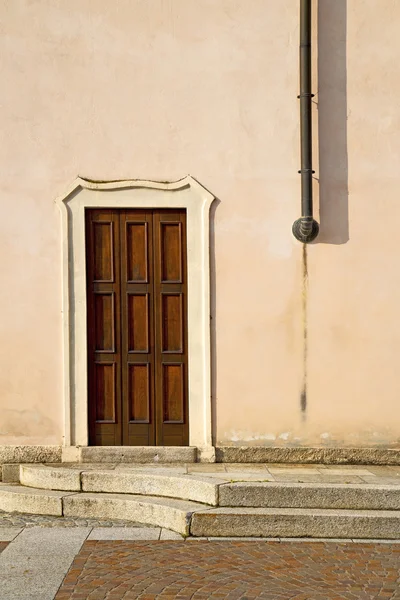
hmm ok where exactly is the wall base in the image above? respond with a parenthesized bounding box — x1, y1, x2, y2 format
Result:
(215, 446, 400, 465)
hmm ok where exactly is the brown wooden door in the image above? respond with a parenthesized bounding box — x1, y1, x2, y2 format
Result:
(86, 209, 188, 446)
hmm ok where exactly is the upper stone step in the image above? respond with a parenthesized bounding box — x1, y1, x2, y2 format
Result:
(19, 465, 400, 511)
(20, 465, 222, 506)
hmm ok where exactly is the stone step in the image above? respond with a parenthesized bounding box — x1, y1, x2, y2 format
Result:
(63, 493, 208, 536)
(20, 465, 221, 505)
(2, 482, 400, 539)
(19, 465, 400, 511)
(0, 483, 209, 535)
(63, 446, 198, 464)
(0, 484, 76, 516)
(190, 507, 400, 539)
(219, 481, 400, 510)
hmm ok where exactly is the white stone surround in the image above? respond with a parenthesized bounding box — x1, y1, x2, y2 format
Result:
(55, 176, 215, 453)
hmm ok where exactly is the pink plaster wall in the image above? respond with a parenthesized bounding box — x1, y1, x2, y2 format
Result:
(0, 0, 399, 447)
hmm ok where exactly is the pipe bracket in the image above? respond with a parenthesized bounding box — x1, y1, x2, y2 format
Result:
(292, 216, 319, 243)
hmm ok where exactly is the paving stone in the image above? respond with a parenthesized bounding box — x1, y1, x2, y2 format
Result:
(224, 464, 270, 472)
(272, 474, 365, 483)
(187, 463, 227, 472)
(115, 464, 188, 474)
(0, 527, 22, 540)
(280, 537, 351, 543)
(0, 527, 89, 600)
(360, 476, 400, 485)
(160, 528, 184, 540)
(268, 467, 324, 474)
(88, 527, 160, 540)
(322, 468, 377, 476)
(55, 540, 400, 599)
(207, 537, 281, 541)
(352, 538, 400, 544)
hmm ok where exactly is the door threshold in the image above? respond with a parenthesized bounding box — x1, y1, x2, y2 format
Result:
(62, 446, 198, 464)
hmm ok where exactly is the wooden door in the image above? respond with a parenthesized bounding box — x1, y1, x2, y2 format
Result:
(86, 209, 188, 446)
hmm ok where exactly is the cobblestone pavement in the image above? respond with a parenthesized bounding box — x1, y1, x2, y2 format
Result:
(56, 540, 400, 600)
(0, 510, 143, 528)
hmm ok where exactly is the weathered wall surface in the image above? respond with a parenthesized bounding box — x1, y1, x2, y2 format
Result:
(0, 0, 399, 447)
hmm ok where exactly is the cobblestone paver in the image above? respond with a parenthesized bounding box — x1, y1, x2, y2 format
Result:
(0, 510, 143, 528)
(56, 540, 400, 599)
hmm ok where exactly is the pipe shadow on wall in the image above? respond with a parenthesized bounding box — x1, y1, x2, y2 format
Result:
(316, 0, 349, 244)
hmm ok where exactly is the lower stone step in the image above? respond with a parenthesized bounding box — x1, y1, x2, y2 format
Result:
(2, 483, 400, 539)
(63, 493, 209, 536)
(219, 481, 400, 510)
(0, 483, 210, 536)
(190, 507, 400, 539)
(0, 484, 75, 516)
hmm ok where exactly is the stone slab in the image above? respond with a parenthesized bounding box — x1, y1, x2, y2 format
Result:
(63, 492, 210, 536)
(272, 474, 365, 484)
(190, 507, 400, 539)
(351, 539, 400, 544)
(160, 528, 184, 540)
(2, 464, 21, 483)
(88, 527, 160, 540)
(206, 537, 281, 542)
(80, 446, 198, 463)
(0, 445, 62, 465)
(219, 481, 400, 510)
(115, 464, 188, 473)
(81, 470, 221, 505)
(0, 527, 89, 600)
(20, 465, 81, 491)
(0, 528, 23, 541)
(0, 484, 75, 516)
(215, 446, 400, 465)
(280, 538, 353, 543)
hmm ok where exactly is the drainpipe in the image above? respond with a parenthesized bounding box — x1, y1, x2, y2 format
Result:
(292, 0, 319, 243)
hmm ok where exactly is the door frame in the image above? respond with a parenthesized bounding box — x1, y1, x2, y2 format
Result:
(56, 176, 214, 452)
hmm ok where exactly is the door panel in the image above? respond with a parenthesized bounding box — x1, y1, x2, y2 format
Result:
(154, 211, 189, 446)
(86, 210, 122, 446)
(86, 208, 188, 446)
(120, 210, 156, 446)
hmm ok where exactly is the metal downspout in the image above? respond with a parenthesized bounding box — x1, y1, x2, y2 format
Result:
(292, 0, 319, 242)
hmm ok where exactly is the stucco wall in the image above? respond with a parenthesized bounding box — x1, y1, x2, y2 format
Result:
(0, 0, 399, 447)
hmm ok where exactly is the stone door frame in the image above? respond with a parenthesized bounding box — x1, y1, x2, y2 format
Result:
(56, 176, 214, 454)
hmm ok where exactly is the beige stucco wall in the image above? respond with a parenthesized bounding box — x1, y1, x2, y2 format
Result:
(0, 0, 399, 448)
